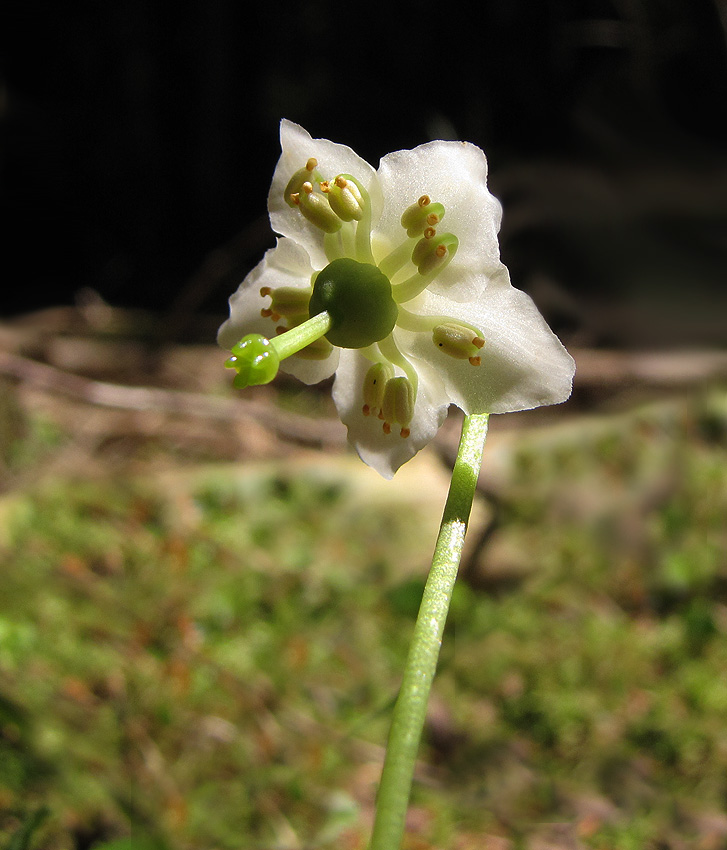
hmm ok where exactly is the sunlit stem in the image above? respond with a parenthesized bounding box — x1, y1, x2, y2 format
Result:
(272, 311, 332, 359)
(368, 412, 490, 850)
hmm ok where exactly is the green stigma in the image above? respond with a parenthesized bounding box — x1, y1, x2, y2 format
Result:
(225, 335, 280, 387)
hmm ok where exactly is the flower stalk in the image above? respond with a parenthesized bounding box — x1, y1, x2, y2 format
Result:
(368, 412, 490, 850)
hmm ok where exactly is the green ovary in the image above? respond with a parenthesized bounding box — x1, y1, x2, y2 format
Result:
(309, 258, 398, 349)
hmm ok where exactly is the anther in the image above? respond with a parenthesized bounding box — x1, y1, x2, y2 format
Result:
(362, 361, 393, 417)
(261, 286, 311, 319)
(432, 323, 486, 362)
(401, 198, 446, 237)
(326, 173, 365, 222)
(412, 233, 458, 275)
(294, 182, 343, 233)
(284, 159, 323, 208)
(381, 376, 415, 437)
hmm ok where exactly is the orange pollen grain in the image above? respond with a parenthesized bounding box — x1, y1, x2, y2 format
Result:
(469, 356, 481, 366)
(418, 195, 431, 207)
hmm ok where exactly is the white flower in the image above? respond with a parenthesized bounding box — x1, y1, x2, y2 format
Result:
(219, 120, 575, 478)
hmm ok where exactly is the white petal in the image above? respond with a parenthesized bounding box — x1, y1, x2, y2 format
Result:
(269, 120, 382, 270)
(402, 267, 575, 414)
(331, 349, 448, 479)
(217, 237, 340, 385)
(375, 140, 504, 301)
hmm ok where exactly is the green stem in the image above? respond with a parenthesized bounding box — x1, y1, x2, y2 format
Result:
(368, 412, 490, 850)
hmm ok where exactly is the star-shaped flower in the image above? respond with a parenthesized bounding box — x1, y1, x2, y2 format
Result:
(219, 120, 575, 478)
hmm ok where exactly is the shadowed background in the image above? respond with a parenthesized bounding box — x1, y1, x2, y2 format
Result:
(3, 0, 727, 349)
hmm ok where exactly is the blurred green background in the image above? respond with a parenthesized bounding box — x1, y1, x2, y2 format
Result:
(2, 1, 727, 848)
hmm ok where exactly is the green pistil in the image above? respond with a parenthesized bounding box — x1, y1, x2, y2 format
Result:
(225, 311, 333, 388)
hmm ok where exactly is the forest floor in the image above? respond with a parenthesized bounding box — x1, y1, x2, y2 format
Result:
(1, 305, 727, 850)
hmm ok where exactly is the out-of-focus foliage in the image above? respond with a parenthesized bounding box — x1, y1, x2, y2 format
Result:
(1, 390, 727, 848)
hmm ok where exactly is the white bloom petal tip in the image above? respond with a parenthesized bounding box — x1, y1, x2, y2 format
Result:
(219, 120, 575, 476)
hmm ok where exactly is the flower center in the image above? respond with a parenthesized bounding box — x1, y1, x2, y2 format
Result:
(225, 156, 488, 439)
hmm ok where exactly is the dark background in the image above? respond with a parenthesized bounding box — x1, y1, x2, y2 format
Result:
(3, 0, 727, 348)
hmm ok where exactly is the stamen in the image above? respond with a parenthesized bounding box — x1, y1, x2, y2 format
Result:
(362, 361, 393, 417)
(377, 334, 418, 396)
(326, 173, 365, 222)
(260, 286, 311, 319)
(294, 182, 343, 233)
(284, 159, 322, 208)
(432, 323, 486, 363)
(378, 237, 418, 279)
(392, 233, 459, 303)
(412, 233, 456, 274)
(395, 306, 484, 339)
(400, 198, 446, 238)
(381, 376, 415, 437)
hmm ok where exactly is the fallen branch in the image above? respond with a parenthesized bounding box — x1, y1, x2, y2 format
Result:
(0, 350, 346, 447)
